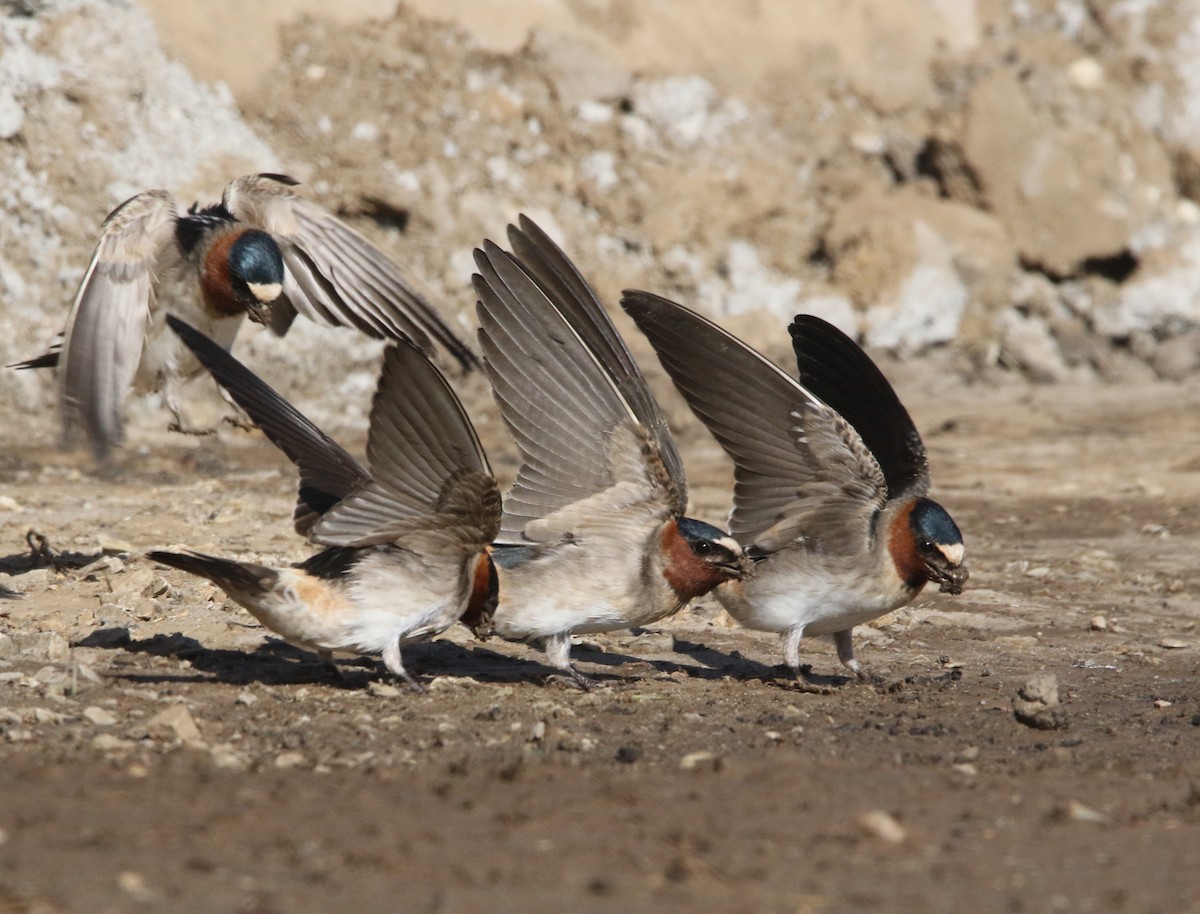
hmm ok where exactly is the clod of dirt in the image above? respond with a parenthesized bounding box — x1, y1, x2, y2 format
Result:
(1012, 673, 1070, 731)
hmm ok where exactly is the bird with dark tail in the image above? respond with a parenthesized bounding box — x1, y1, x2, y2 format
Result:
(148, 317, 498, 690)
(623, 295, 967, 687)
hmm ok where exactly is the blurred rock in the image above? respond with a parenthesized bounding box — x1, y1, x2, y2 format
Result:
(148, 704, 202, 743)
(0, 631, 69, 662)
(1012, 673, 1070, 730)
(962, 67, 1171, 278)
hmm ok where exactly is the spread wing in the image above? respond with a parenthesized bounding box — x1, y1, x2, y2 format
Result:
(789, 315, 930, 500)
(474, 240, 682, 546)
(58, 190, 180, 459)
(622, 292, 887, 555)
(166, 315, 369, 537)
(221, 174, 478, 371)
(504, 215, 686, 490)
(312, 340, 501, 549)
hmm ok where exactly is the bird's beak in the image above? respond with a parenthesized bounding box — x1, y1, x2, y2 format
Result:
(246, 282, 283, 326)
(717, 555, 752, 582)
(927, 560, 968, 595)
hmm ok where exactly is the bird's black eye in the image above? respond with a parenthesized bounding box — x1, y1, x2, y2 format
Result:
(917, 540, 935, 555)
(692, 541, 713, 556)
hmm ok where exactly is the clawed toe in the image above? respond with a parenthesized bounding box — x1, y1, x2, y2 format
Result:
(167, 420, 217, 437)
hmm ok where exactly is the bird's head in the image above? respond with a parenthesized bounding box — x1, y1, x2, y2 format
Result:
(891, 497, 968, 595)
(661, 516, 750, 601)
(227, 229, 285, 324)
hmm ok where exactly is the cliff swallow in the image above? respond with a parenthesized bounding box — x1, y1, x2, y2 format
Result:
(14, 173, 476, 459)
(622, 294, 968, 684)
(147, 317, 499, 689)
(472, 218, 749, 687)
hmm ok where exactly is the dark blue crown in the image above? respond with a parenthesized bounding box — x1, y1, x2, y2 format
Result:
(229, 230, 284, 286)
(909, 498, 962, 546)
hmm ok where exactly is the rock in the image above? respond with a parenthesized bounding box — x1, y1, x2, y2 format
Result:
(82, 706, 117, 727)
(0, 631, 69, 662)
(962, 67, 1171, 278)
(93, 733, 134, 753)
(1066, 800, 1109, 824)
(529, 29, 631, 107)
(98, 535, 135, 555)
(147, 704, 202, 743)
(1159, 639, 1188, 650)
(1012, 673, 1070, 730)
(367, 681, 402, 699)
(826, 186, 1014, 352)
(275, 751, 305, 769)
(857, 810, 907, 843)
(679, 751, 721, 771)
(1090, 615, 1109, 632)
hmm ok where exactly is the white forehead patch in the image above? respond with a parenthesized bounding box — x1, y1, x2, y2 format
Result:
(714, 536, 742, 555)
(248, 281, 283, 303)
(938, 543, 965, 565)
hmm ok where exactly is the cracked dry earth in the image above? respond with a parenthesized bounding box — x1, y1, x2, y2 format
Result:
(1, 376, 1200, 914)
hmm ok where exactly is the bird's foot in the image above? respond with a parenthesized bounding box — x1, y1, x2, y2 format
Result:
(394, 671, 427, 694)
(167, 420, 216, 437)
(546, 665, 602, 691)
(772, 664, 836, 695)
(221, 412, 258, 433)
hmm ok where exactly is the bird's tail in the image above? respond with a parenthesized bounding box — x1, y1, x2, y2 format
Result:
(147, 549, 279, 596)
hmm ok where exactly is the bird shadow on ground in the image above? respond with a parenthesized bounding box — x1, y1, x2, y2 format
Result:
(73, 626, 581, 690)
(70, 626, 856, 691)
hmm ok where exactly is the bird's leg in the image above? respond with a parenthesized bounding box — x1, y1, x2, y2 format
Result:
(833, 628, 873, 683)
(777, 626, 833, 694)
(318, 649, 346, 684)
(381, 641, 426, 693)
(834, 629, 886, 687)
(216, 383, 257, 432)
(163, 378, 215, 437)
(545, 632, 598, 690)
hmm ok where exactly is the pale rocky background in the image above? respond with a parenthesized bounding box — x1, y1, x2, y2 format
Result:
(4, 0, 1200, 441)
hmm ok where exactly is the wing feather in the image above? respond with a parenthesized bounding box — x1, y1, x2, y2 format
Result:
(58, 190, 180, 458)
(222, 174, 477, 370)
(505, 216, 686, 490)
(166, 314, 369, 536)
(621, 291, 887, 554)
(313, 340, 500, 547)
(789, 315, 930, 499)
(474, 240, 679, 544)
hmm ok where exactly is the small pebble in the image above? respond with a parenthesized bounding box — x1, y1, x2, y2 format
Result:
(1067, 800, 1109, 824)
(147, 705, 202, 743)
(1090, 615, 1108, 632)
(1153, 699, 1173, 709)
(93, 733, 133, 752)
(275, 752, 305, 769)
(367, 682, 402, 698)
(857, 810, 907, 843)
(679, 750, 720, 771)
(82, 706, 117, 727)
(1159, 639, 1187, 650)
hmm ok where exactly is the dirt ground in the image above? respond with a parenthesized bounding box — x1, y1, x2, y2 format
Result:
(2, 369, 1200, 914)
